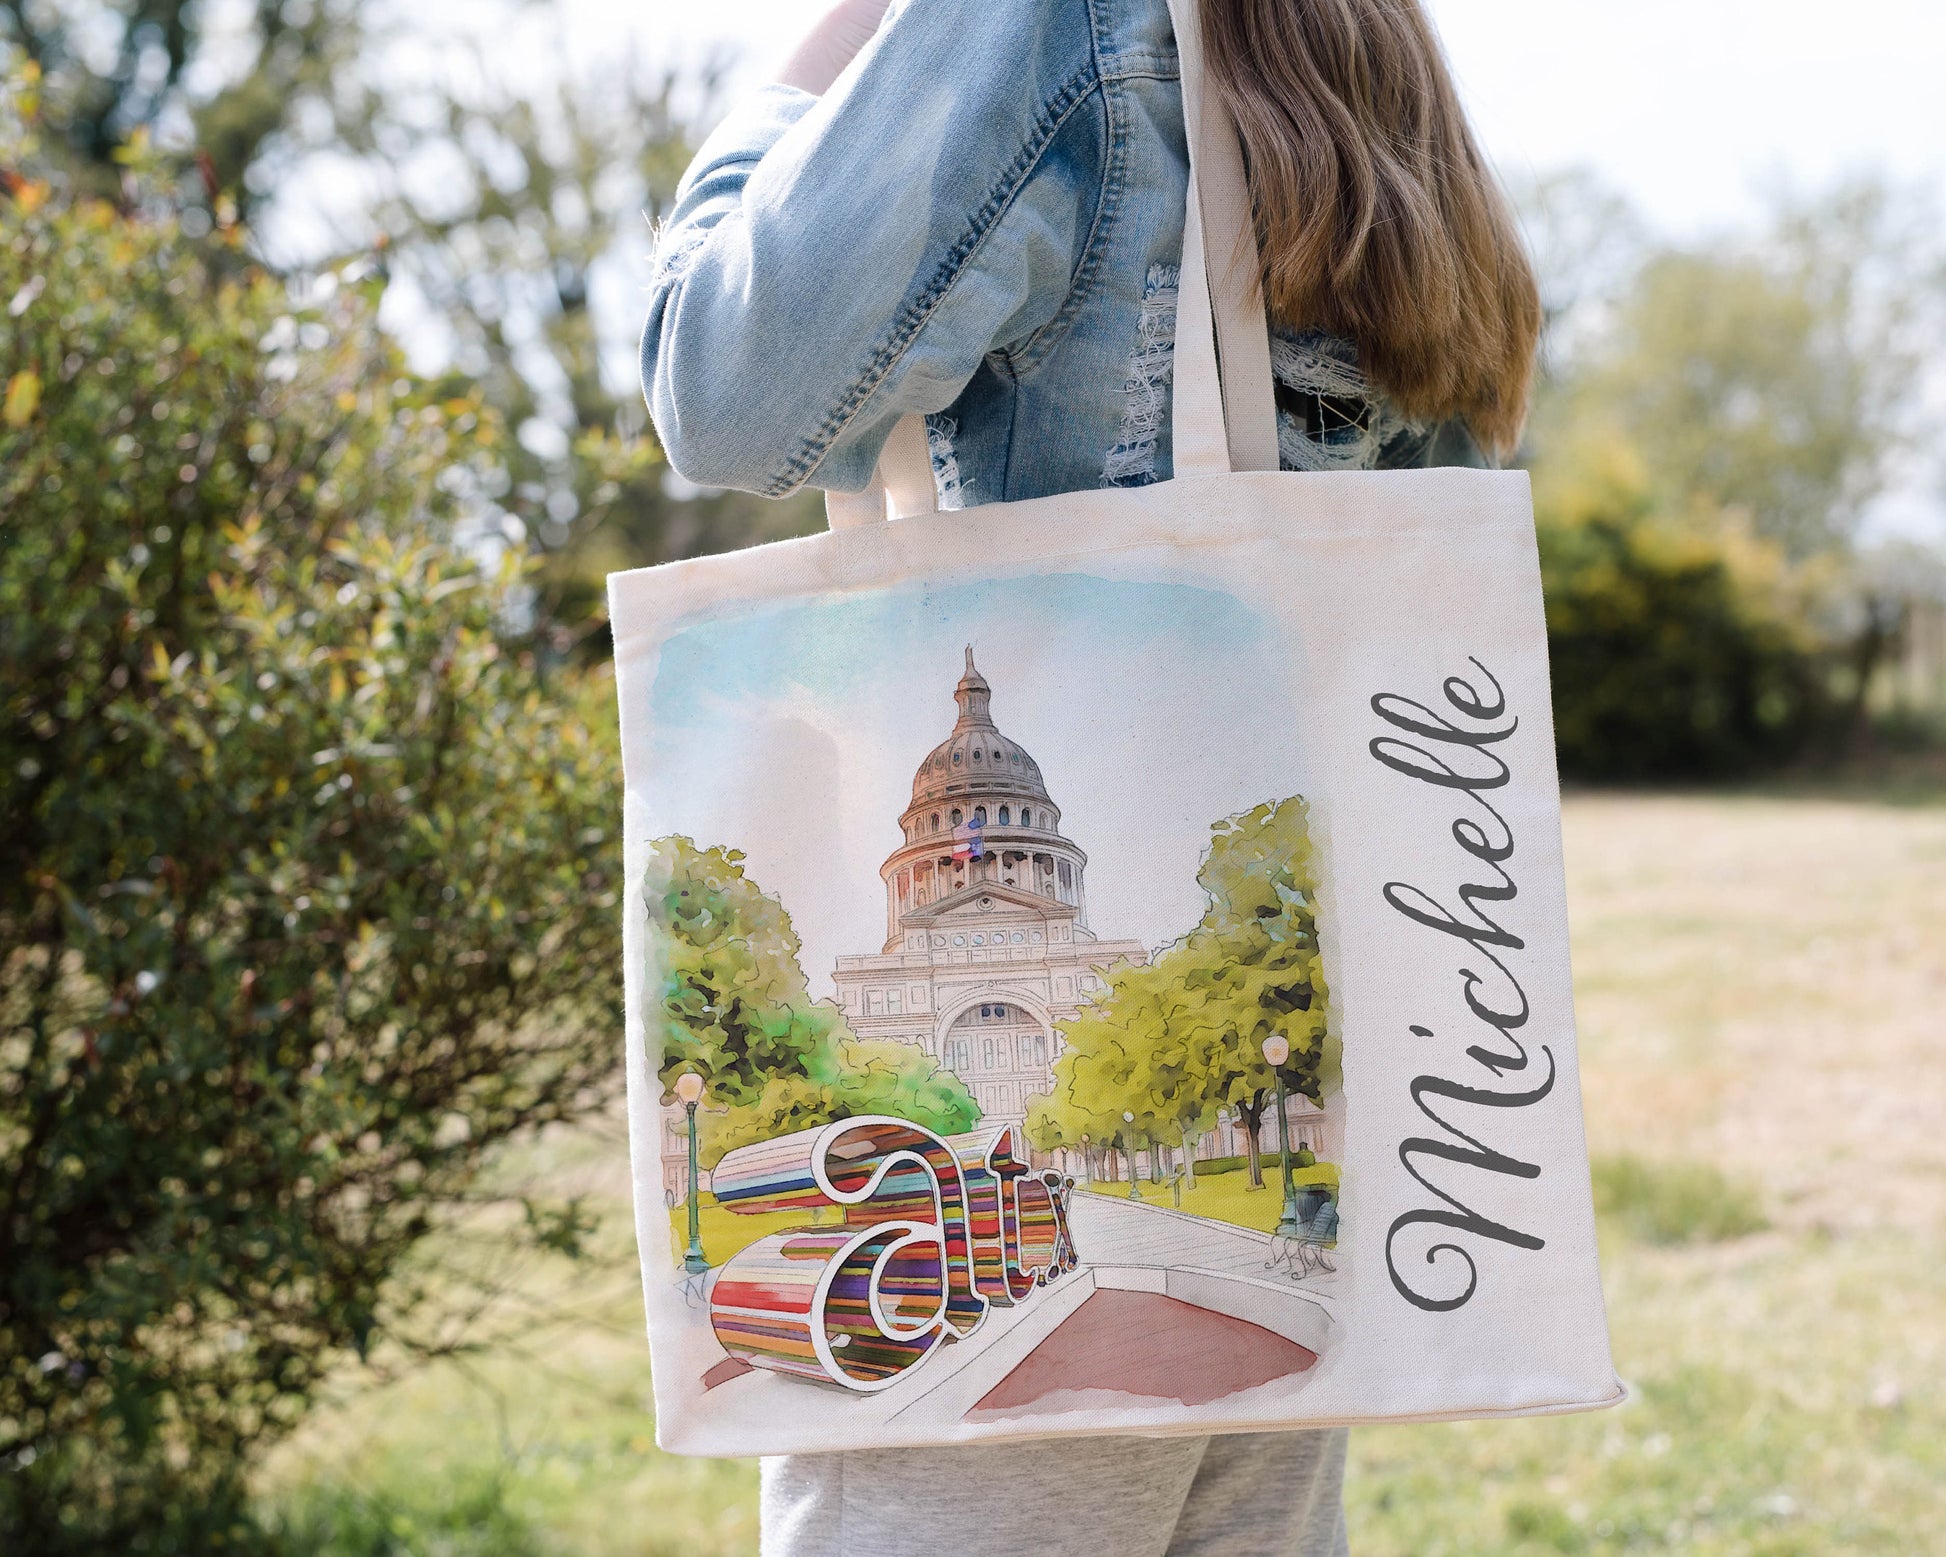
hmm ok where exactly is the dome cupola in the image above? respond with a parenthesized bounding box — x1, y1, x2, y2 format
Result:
(880, 649, 1092, 950)
(909, 649, 1052, 812)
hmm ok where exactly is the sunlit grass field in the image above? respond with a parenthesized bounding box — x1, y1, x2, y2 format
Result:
(1076, 1161, 1339, 1234)
(257, 793, 1946, 1554)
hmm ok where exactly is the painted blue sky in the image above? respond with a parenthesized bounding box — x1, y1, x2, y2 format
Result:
(643, 570, 1309, 996)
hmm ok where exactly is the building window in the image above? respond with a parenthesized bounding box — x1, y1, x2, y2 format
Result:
(973, 748, 983, 762)
(1020, 808, 1031, 826)
(953, 751, 962, 764)
(951, 808, 963, 825)
(1056, 976, 1073, 996)
(998, 805, 1010, 824)
(931, 812, 941, 831)
(953, 934, 967, 946)
(888, 990, 903, 1014)
(867, 990, 885, 1015)
(1011, 931, 1025, 944)
(972, 933, 985, 946)
(973, 806, 986, 825)
(982, 1037, 997, 1067)
(1031, 930, 1043, 943)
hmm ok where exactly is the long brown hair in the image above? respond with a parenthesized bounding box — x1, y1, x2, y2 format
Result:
(1202, 0, 1540, 457)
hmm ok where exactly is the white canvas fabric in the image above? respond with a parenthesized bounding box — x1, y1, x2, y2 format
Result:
(610, 0, 1623, 1458)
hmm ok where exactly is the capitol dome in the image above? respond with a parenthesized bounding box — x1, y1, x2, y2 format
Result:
(880, 649, 1089, 950)
(909, 649, 1051, 809)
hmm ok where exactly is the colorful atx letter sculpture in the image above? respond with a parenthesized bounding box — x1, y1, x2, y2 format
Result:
(707, 1118, 1078, 1392)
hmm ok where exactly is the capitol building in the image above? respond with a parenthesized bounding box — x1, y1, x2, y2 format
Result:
(829, 651, 1149, 1150)
(659, 649, 1335, 1203)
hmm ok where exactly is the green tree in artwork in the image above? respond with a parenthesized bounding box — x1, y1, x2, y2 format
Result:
(1035, 796, 1331, 1191)
(642, 836, 828, 1108)
(1030, 974, 1176, 1184)
(702, 1035, 980, 1168)
(1183, 797, 1333, 1184)
(643, 837, 976, 1158)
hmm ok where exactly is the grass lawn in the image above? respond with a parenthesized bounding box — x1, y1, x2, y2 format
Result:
(257, 792, 1946, 1555)
(1079, 1161, 1338, 1236)
(663, 1194, 816, 1269)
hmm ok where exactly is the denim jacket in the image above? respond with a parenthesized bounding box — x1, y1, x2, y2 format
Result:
(640, 0, 1482, 509)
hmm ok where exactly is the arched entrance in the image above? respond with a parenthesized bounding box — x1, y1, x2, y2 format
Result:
(933, 990, 1058, 1161)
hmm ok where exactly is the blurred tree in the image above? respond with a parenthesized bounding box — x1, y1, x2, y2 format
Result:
(643, 836, 976, 1165)
(0, 109, 621, 1549)
(1538, 179, 1943, 560)
(315, 37, 824, 629)
(0, 0, 362, 209)
(0, 4, 824, 638)
(1510, 167, 1648, 358)
(1533, 427, 1833, 780)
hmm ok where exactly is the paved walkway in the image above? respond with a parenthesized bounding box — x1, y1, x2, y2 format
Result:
(1067, 1190, 1342, 1298)
(963, 1288, 1320, 1421)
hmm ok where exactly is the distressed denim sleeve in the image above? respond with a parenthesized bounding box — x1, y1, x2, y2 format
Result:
(641, 0, 1099, 496)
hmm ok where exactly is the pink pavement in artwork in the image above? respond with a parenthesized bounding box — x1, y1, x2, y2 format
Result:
(966, 1288, 1319, 1419)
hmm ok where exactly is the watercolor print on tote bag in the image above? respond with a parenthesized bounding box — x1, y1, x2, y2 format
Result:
(640, 570, 1348, 1432)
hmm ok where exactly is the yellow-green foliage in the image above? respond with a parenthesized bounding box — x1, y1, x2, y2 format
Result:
(1532, 429, 1835, 780)
(0, 112, 621, 1547)
(1030, 797, 1332, 1164)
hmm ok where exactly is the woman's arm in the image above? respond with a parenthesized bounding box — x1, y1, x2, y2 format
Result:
(776, 0, 894, 96)
(641, 0, 1100, 496)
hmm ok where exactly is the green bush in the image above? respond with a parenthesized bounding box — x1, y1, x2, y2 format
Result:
(0, 134, 621, 1546)
(1590, 1154, 1769, 1246)
(1534, 434, 1835, 781)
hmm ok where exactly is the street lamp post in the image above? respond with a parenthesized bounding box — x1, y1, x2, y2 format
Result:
(1123, 1110, 1141, 1201)
(674, 1071, 709, 1274)
(1262, 1037, 1306, 1239)
(1079, 1133, 1092, 1187)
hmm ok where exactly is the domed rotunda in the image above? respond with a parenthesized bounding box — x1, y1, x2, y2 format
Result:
(831, 650, 1148, 1148)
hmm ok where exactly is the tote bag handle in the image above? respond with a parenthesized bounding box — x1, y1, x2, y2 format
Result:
(826, 0, 1275, 530)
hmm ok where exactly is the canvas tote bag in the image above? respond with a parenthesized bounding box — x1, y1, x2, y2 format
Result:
(611, 0, 1623, 1457)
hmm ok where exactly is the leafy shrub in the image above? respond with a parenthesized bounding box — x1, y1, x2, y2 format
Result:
(1534, 434, 1835, 781)
(1590, 1154, 1769, 1246)
(0, 130, 620, 1546)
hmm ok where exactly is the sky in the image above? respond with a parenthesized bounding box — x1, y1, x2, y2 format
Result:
(640, 0, 1946, 240)
(641, 572, 1307, 998)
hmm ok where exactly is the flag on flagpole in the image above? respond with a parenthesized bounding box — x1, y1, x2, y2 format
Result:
(952, 818, 984, 861)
